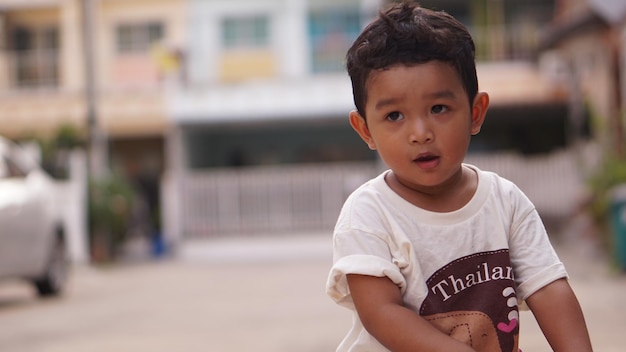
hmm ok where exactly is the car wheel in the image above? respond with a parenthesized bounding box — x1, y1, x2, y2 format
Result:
(34, 234, 68, 297)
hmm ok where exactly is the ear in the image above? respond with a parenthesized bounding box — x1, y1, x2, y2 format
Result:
(349, 110, 376, 150)
(470, 92, 489, 135)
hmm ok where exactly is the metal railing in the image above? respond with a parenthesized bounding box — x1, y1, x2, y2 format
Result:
(176, 150, 588, 239)
(180, 162, 379, 238)
(4, 49, 59, 89)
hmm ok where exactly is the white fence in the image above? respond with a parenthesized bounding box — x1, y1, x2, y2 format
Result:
(174, 150, 589, 239)
(179, 163, 378, 238)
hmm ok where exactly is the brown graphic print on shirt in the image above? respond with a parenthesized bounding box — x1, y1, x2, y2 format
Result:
(420, 250, 519, 352)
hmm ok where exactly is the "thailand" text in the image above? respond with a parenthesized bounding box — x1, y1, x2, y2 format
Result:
(431, 262, 514, 301)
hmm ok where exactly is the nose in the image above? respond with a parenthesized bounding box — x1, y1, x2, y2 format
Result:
(408, 118, 433, 144)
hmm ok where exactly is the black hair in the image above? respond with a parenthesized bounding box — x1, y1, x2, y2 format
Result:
(346, 1, 478, 118)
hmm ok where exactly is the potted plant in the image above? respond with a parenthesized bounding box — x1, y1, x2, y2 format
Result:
(88, 174, 136, 263)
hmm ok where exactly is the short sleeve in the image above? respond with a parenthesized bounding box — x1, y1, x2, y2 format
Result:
(326, 229, 406, 309)
(508, 199, 568, 302)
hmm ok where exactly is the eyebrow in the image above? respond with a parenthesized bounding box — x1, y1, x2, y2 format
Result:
(426, 89, 457, 100)
(374, 97, 401, 111)
(373, 89, 458, 111)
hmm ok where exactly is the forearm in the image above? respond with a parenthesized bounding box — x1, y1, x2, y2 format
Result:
(361, 302, 475, 352)
(347, 274, 474, 352)
(526, 278, 593, 352)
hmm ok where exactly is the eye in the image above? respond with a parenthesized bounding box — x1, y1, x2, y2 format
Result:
(431, 105, 448, 114)
(386, 111, 404, 122)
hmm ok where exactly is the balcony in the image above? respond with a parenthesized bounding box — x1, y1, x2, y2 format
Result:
(0, 49, 59, 91)
(0, 48, 82, 138)
(470, 23, 543, 61)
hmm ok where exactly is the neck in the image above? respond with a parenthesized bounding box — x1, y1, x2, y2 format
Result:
(386, 166, 477, 212)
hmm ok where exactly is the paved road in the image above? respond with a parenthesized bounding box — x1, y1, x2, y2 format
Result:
(0, 232, 624, 352)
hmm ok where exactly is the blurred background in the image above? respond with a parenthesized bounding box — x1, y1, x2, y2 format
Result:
(0, 0, 625, 351)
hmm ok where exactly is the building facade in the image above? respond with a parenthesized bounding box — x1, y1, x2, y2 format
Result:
(165, 0, 583, 242)
(0, 0, 187, 259)
(0, 0, 595, 250)
(540, 0, 626, 158)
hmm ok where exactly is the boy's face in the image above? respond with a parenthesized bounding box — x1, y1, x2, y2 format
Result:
(350, 61, 488, 193)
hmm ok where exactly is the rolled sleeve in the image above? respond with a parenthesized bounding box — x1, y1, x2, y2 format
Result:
(326, 254, 406, 309)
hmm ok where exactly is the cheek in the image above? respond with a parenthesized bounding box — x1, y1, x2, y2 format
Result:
(442, 129, 472, 152)
(370, 135, 399, 158)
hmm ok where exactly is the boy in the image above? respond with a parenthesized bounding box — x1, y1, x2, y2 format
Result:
(325, 2, 593, 351)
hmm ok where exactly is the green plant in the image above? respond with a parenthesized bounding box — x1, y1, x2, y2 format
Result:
(587, 155, 626, 256)
(23, 123, 85, 179)
(53, 123, 85, 149)
(88, 174, 136, 262)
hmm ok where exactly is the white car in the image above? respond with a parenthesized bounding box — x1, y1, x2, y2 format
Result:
(0, 137, 68, 297)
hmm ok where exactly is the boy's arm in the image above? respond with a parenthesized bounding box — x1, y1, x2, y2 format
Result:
(525, 278, 593, 352)
(347, 274, 475, 352)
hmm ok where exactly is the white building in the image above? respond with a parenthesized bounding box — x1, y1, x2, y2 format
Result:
(163, 0, 587, 243)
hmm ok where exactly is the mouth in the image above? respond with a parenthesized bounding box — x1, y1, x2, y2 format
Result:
(413, 153, 440, 169)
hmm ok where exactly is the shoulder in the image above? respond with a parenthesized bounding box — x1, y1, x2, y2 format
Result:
(466, 163, 537, 220)
(468, 163, 530, 201)
(343, 170, 396, 207)
(338, 171, 389, 220)
(335, 170, 408, 238)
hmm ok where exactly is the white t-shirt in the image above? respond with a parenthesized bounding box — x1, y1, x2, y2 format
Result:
(326, 164, 567, 352)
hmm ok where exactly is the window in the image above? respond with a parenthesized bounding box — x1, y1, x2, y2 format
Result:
(116, 22, 164, 53)
(308, 9, 361, 73)
(12, 27, 33, 52)
(9, 26, 59, 88)
(221, 15, 269, 49)
(41, 27, 59, 50)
